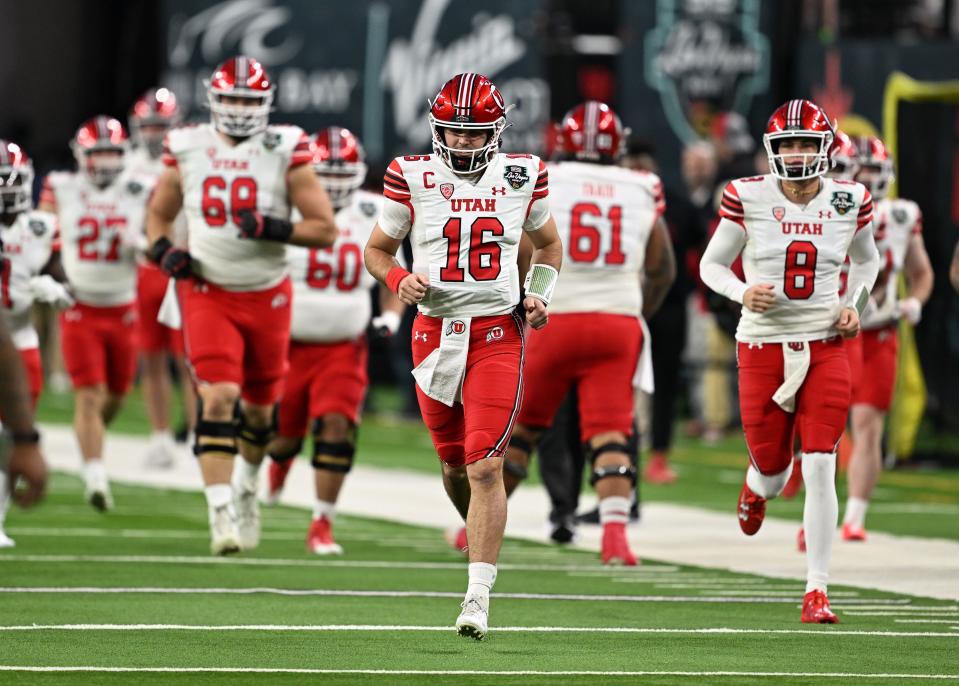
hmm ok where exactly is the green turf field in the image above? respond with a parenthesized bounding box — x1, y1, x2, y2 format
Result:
(2, 472, 958, 684)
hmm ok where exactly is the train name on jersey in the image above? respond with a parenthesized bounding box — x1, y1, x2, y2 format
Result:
(781, 222, 823, 236)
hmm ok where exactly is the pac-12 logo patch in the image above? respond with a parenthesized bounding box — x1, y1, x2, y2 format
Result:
(772, 206, 785, 221)
(830, 191, 855, 215)
(486, 326, 504, 343)
(446, 320, 467, 335)
(440, 183, 454, 200)
(503, 165, 529, 190)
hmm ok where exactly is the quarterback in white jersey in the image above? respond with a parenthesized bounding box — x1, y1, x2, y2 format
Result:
(841, 136, 933, 542)
(700, 100, 880, 624)
(365, 73, 562, 640)
(39, 116, 154, 513)
(265, 127, 403, 557)
(146, 56, 338, 557)
(502, 101, 676, 568)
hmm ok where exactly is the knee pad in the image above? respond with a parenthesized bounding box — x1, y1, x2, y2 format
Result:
(590, 463, 637, 487)
(508, 434, 534, 456)
(311, 421, 357, 474)
(269, 439, 303, 464)
(587, 441, 632, 464)
(236, 405, 277, 448)
(193, 418, 237, 459)
(503, 457, 529, 481)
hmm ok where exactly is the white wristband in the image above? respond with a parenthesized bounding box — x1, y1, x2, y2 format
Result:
(523, 264, 558, 305)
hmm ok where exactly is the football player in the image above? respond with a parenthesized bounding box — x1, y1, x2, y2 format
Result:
(40, 118, 154, 511)
(0, 140, 71, 543)
(498, 101, 675, 566)
(264, 127, 403, 555)
(840, 136, 933, 540)
(700, 99, 880, 623)
(364, 72, 563, 639)
(146, 56, 338, 555)
(127, 88, 196, 469)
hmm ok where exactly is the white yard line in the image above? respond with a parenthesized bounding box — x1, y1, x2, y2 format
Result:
(0, 623, 955, 638)
(32, 425, 959, 600)
(0, 666, 955, 679)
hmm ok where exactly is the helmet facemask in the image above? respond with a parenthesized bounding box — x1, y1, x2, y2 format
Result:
(207, 90, 273, 139)
(0, 162, 33, 221)
(315, 160, 367, 210)
(73, 146, 125, 189)
(764, 132, 833, 181)
(856, 161, 895, 200)
(132, 120, 173, 159)
(429, 116, 507, 175)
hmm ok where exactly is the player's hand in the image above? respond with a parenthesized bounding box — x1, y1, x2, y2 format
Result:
(743, 283, 776, 313)
(897, 296, 922, 325)
(836, 307, 860, 338)
(8, 441, 47, 508)
(236, 210, 293, 242)
(397, 273, 428, 306)
(524, 296, 548, 329)
(28, 275, 74, 309)
(160, 247, 193, 280)
(371, 310, 402, 338)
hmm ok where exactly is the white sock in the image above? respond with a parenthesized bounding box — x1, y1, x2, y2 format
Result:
(599, 496, 631, 525)
(466, 562, 497, 599)
(81, 459, 107, 490)
(802, 452, 838, 594)
(205, 484, 233, 510)
(150, 430, 174, 446)
(745, 462, 792, 499)
(232, 458, 260, 492)
(0, 472, 8, 526)
(313, 499, 336, 521)
(843, 496, 869, 528)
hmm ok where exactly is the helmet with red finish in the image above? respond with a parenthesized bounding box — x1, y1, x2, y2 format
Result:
(71, 115, 128, 187)
(763, 99, 834, 180)
(828, 130, 859, 180)
(205, 56, 274, 138)
(428, 73, 510, 175)
(129, 87, 181, 159)
(852, 135, 895, 199)
(559, 101, 627, 162)
(312, 127, 367, 209)
(0, 140, 33, 218)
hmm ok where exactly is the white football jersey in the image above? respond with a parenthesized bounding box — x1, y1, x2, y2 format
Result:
(42, 171, 152, 306)
(860, 197, 922, 329)
(125, 146, 187, 248)
(163, 123, 313, 291)
(1, 211, 57, 349)
(719, 174, 874, 343)
(378, 153, 549, 318)
(288, 191, 383, 342)
(547, 161, 664, 316)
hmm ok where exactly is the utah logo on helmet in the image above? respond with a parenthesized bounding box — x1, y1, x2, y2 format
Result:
(428, 73, 510, 175)
(559, 100, 628, 161)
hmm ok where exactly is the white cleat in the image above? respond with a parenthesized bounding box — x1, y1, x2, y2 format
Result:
(234, 486, 261, 551)
(455, 595, 489, 641)
(0, 530, 15, 548)
(143, 438, 176, 470)
(84, 482, 114, 513)
(209, 504, 241, 556)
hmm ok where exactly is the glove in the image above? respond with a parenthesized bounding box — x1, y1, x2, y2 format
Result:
(897, 296, 922, 325)
(371, 310, 401, 338)
(28, 275, 74, 309)
(148, 237, 192, 280)
(237, 210, 293, 242)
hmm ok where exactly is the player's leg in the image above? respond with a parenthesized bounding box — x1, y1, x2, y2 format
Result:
(232, 400, 275, 550)
(537, 392, 582, 543)
(138, 266, 178, 468)
(264, 342, 310, 505)
(736, 342, 797, 534)
(646, 302, 685, 484)
(796, 338, 851, 623)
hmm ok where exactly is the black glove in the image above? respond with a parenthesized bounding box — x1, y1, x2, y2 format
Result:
(148, 237, 192, 280)
(237, 210, 293, 242)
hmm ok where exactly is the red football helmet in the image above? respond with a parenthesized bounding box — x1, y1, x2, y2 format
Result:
(0, 140, 33, 217)
(763, 99, 834, 180)
(129, 87, 181, 159)
(559, 101, 627, 161)
(312, 126, 367, 208)
(852, 135, 895, 199)
(428, 73, 510, 174)
(205, 56, 274, 138)
(71, 115, 128, 187)
(828, 130, 859, 180)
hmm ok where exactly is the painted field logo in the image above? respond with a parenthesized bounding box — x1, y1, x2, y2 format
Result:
(830, 191, 855, 216)
(486, 326, 504, 343)
(446, 320, 467, 335)
(503, 165, 529, 190)
(772, 206, 785, 221)
(440, 183, 454, 200)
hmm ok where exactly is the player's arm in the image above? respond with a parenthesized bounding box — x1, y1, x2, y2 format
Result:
(951, 241, 959, 293)
(523, 215, 562, 329)
(699, 218, 773, 311)
(284, 164, 338, 248)
(641, 216, 676, 319)
(40, 251, 67, 283)
(371, 284, 405, 337)
(365, 224, 427, 306)
(837, 223, 881, 338)
(897, 233, 934, 325)
(517, 232, 533, 287)
(145, 166, 191, 279)
(31, 251, 74, 309)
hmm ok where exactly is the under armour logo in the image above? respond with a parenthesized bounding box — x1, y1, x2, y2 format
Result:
(819, 210, 832, 219)
(271, 293, 289, 309)
(414, 332, 428, 342)
(491, 186, 507, 196)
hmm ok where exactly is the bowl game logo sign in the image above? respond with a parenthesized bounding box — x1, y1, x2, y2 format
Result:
(643, 0, 769, 142)
(830, 191, 855, 215)
(503, 165, 529, 189)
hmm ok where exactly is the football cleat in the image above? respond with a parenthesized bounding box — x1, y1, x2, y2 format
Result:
(445, 526, 468, 556)
(801, 589, 839, 624)
(209, 504, 240, 556)
(780, 457, 803, 499)
(0, 530, 15, 548)
(797, 527, 806, 553)
(455, 595, 489, 640)
(737, 482, 766, 535)
(644, 453, 677, 484)
(306, 516, 343, 555)
(548, 515, 577, 545)
(85, 482, 114, 513)
(233, 486, 261, 551)
(600, 522, 638, 566)
(143, 438, 176, 470)
(264, 458, 294, 506)
(841, 522, 867, 542)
